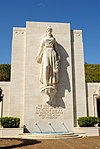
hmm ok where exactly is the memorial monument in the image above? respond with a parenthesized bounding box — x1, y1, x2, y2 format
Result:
(0, 21, 100, 135)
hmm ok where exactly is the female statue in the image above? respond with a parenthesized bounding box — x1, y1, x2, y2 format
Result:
(36, 26, 60, 100)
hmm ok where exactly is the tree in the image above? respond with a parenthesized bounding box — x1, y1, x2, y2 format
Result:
(0, 64, 11, 81)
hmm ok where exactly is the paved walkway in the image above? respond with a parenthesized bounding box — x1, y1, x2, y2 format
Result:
(0, 137, 100, 149)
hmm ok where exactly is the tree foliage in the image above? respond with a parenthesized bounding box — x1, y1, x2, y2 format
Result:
(85, 64, 100, 82)
(0, 64, 100, 82)
(0, 64, 11, 81)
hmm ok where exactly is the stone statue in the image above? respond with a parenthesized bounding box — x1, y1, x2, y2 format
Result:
(36, 26, 60, 100)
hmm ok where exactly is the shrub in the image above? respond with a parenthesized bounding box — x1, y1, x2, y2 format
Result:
(78, 116, 99, 127)
(0, 117, 20, 128)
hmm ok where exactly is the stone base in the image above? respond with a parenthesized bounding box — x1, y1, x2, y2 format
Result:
(40, 86, 57, 101)
(74, 127, 100, 136)
(19, 132, 80, 139)
(0, 128, 23, 138)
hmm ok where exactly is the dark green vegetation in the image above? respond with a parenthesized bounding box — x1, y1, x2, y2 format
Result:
(78, 116, 99, 127)
(0, 64, 11, 81)
(0, 87, 4, 102)
(0, 64, 100, 82)
(0, 117, 20, 128)
(85, 64, 100, 82)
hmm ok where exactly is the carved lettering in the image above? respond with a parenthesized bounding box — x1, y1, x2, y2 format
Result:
(35, 105, 63, 119)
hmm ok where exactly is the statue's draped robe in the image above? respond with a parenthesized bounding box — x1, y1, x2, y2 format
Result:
(37, 36, 60, 88)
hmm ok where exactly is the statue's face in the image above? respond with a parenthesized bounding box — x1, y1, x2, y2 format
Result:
(47, 28, 52, 36)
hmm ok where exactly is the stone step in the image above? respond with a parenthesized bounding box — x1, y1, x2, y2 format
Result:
(19, 133, 81, 139)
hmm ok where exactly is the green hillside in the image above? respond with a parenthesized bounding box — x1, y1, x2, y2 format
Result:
(85, 64, 100, 82)
(0, 64, 100, 82)
(0, 64, 11, 81)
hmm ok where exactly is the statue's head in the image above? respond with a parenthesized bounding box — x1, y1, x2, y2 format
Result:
(46, 26, 53, 35)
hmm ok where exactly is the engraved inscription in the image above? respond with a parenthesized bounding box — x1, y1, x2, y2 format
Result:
(35, 105, 63, 119)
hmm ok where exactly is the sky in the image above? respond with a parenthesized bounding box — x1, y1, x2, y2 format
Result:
(0, 0, 100, 64)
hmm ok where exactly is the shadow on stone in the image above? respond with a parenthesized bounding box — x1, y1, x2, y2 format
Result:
(47, 43, 71, 108)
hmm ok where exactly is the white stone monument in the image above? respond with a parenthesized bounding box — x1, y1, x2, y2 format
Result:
(0, 21, 89, 133)
(10, 21, 76, 132)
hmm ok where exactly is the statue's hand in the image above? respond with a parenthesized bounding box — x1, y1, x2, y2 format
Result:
(36, 55, 39, 62)
(36, 55, 41, 64)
